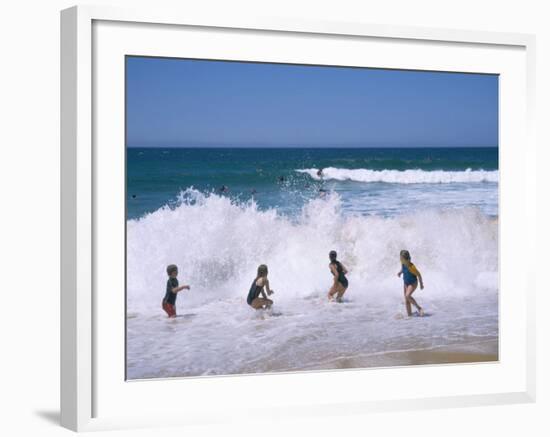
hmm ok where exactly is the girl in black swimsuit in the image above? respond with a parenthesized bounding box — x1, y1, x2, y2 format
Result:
(328, 250, 349, 302)
(247, 264, 274, 309)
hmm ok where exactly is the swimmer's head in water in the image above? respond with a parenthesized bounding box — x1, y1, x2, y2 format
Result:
(257, 264, 268, 278)
(400, 250, 411, 263)
(329, 250, 337, 262)
(166, 264, 178, 276)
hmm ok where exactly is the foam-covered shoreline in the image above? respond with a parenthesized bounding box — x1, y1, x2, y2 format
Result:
(126, 189, 498, 378)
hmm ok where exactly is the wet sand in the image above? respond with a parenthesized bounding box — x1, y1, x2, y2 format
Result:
(304, 339, 498, 371)
(129, 339, 498, 379)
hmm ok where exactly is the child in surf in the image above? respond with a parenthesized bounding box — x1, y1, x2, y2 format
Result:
(162, 264, 191, 318)
(328, 250, 349, 302)
(397, 250, 425, 317)
(247, 264, 275, 310)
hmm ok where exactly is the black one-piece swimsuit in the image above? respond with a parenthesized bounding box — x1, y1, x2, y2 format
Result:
(247, 279, 263, 305)
(332, 261, 348, 288)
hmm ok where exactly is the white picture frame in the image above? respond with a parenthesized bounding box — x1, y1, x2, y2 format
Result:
(60, 4, 536, 432)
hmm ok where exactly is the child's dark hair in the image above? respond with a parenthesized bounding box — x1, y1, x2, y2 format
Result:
(257, 264, 268, 278)
(400, 250, 411, 261)
(166, 264, 178, 275)
(329, 250, 337, 262)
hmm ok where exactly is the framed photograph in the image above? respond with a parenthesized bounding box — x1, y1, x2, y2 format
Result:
(61, 5, 536, 432)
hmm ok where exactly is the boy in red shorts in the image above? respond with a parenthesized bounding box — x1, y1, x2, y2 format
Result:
(162, 264, 190, 318)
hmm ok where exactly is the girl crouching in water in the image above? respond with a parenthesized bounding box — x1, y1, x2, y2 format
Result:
(328, 250, 349, 302)
(247, 264, 275, 309)
(397, 249, 425, 317)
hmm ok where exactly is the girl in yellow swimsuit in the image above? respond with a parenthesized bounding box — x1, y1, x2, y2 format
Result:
(397, 250, 425, 317)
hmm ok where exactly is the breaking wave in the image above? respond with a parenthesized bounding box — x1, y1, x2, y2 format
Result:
(297, 167, 498, 184)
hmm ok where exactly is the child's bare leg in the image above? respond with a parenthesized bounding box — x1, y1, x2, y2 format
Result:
(328, 284, 339, 300)
(252, 298, 272, 310)
(408, 295, 421, 310)
(336, 286, 347, 302)
(404, 286, 412, 316)
(410, 290, 421, 311)
(405, 284, 422, 315)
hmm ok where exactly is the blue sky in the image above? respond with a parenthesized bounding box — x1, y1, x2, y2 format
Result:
(126, 56, 498, 148)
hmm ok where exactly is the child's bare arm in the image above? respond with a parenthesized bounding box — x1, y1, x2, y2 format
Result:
(172, 285, 190, 293)
(341, 264, 349, 274)
(264, 278, 274, 295)
(410, 264, 424, 289)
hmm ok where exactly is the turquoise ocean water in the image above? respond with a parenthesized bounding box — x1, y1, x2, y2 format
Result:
(127, 147, 498, 219)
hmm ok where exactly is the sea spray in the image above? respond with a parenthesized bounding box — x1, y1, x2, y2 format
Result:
(127, 189, 497, 314)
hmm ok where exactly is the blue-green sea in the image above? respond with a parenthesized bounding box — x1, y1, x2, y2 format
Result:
(127, 147, 498, 220)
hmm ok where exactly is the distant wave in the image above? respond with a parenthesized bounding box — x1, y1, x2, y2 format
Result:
(297, 167, 499, 184)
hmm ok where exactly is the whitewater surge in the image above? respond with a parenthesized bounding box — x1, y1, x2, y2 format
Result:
(126, 190, 498, 378)
(297, 167, 499, 184)
(127, 189, 497, 312)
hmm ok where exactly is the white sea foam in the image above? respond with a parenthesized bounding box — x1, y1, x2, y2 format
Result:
(126, 189, 498, 378)
(297, 167, 499, 184)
